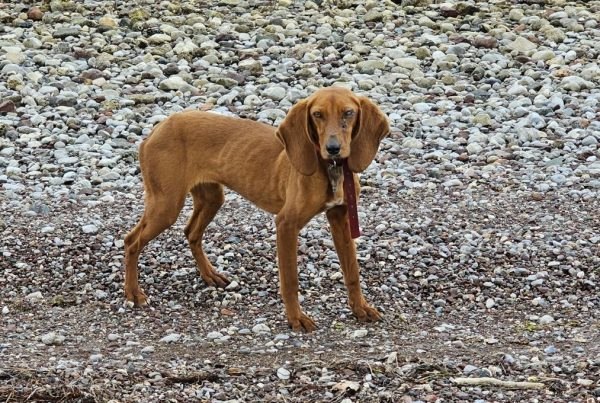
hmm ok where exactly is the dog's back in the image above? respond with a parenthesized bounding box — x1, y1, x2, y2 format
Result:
(140, 111, 289, 213)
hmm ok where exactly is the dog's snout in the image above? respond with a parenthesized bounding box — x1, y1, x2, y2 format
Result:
(325, 137, 341, 156)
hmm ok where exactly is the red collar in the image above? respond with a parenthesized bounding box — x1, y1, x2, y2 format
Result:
(341, 159, 360, 239)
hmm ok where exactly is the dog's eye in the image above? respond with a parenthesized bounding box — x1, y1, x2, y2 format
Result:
(312, 111, 322, 118)
(344, 110, 355, 117)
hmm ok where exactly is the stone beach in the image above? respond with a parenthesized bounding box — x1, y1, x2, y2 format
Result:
(1, 0, 599, 401)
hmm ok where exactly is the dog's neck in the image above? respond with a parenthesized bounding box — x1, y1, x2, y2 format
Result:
(325, 159, 343, 194)
(318, 156, 361, 239)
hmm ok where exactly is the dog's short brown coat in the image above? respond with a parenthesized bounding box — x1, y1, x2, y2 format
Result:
(124, 87, 390, 331)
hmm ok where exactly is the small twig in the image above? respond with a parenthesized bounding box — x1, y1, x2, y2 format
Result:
(26, 387, 40, 401)
(452, 377, 545, 390)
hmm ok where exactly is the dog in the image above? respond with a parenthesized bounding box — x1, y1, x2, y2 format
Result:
(124, 87, 390, 332)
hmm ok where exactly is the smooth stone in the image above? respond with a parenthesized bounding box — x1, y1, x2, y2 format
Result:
(252, 323, 271, 334)
(262, 86, 287, 101)
(357, 60, 385, 74)
(41, 332, 65, 346)
(507, 36, 537, 52)
(352, 329, 368, 339)
(160, 333, 182, 343)
(82, 224, 98, 234)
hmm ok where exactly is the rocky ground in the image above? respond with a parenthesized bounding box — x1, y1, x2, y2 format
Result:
(1, 0, 600, 401)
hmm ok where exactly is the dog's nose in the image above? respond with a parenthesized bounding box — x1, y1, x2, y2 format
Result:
(326, 138, 341, 156)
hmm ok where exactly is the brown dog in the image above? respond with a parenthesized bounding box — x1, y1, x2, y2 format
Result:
(124, 87, 390, 331)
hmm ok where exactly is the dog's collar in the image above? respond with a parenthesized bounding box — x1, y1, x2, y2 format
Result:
(314, 144, 360, 238)
(341, 159, 360, 239)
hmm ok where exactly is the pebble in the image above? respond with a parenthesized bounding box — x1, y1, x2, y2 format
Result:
(357, 60, 386, 74)
(577, 379, 594, 387)
(41, 332, 65, 346)
(277, 367, 290, 380)
(225, 281, 240, 290)
(443, 179, 463, 188)
(82, 224, 98, 234)
(141, 346, 155, 354)
(352, 329, 368, 339)
(507, 36, 537, 52)
(539, 315, 555, 325)
(159, 76, 192, 91)
(252, 324, 271, 334)
(160, 333, 182, 343)
(207, 331, 223, 339)
(463, 365, 478, 374)
(25, 291, 43, 302)
(262, 86, 287, 101)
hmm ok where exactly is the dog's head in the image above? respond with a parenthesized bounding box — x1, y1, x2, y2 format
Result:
(276, 87, 390, 176)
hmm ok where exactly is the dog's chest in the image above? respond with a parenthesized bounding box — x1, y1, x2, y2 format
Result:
(325, 164, 345, 209)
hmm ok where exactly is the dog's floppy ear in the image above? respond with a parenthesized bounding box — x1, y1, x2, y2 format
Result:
(276, 100, 318, 176)
(348, 97, 390, 173)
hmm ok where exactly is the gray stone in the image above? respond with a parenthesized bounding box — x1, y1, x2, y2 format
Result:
(160, 333, 182, 343)
(41, 332, 65, 346)
(82, 224, 98, 234)
(53, 27, 81, 39)
(277, 367, 290, 380)
(262, 86, 287, 101)
(506, 36, 537, 52)
(402, 137, 423, 149)
(352, 329, 368, 338)
(357, 60, 385, 74)
(252, 323, 271, 334)
(238, 59, 263, 75)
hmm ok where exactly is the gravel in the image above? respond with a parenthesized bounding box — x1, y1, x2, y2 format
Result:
(1, 0, 600, 401)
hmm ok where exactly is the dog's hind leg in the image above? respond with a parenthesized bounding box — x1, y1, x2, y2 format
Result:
(124, 192, 186, 306)
(184, 183, 230, 287)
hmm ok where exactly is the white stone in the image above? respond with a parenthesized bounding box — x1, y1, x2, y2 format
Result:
(252, 323, 271, 334)
(207, 331, 223, 339)
(277, 367, 290, 380)
(174, 39, 198, 55)
(25, 291, 43, 302)
(507, 36, 537, 52)
(148, 33, 172, 44)
(403, 137, 423, 149)
(82, 224, 98, 234)
(263, 86, 287, 101)
(41, 332, 65, 346)
(352, 329, 368, 339)
(160, 333, 182, 343)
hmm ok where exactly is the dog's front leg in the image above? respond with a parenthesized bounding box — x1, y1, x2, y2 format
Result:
(275, 214, 317, 332)
(327, 205, 382, 323)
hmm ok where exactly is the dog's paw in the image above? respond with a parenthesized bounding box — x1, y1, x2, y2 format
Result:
(200, 268, 230, 288)
(124, 288, 148, 307)
(289, 313, 317, 333)
(353, 304, 382, 322)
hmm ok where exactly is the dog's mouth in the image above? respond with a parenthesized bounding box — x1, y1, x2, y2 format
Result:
(328, 157, 341, 166)
(323, 150, 348, 163)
